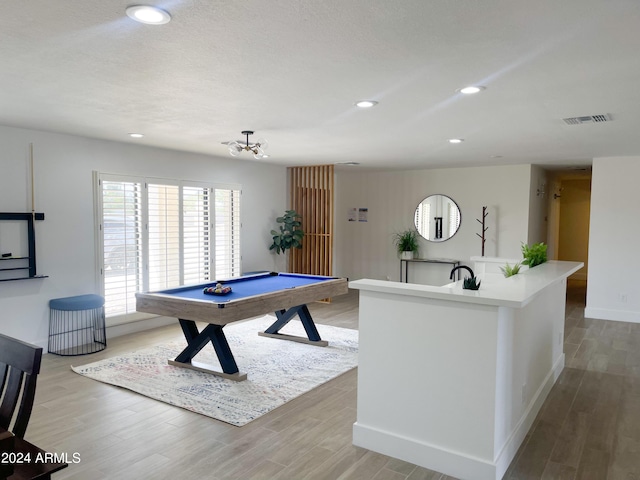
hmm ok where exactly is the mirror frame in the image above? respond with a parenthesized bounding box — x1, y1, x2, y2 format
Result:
(414, 194, 462, 242)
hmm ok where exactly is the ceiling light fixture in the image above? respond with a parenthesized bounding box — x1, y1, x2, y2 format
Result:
(126, 5, 172, 25)
(128, 133, 144, 138)
(355, 100, 378, 108)
(448, 138, 464, 144)
(228, 131, 268, 159)
(458, 86, 486, 95)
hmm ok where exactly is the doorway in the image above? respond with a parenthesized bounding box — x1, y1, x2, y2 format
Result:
(547, 169, 592, 291)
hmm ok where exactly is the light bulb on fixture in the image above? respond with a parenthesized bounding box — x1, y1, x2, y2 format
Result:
(458, 85, 486, 95)
(126, 5, 172, 25)
(355, 100, 378, 108)
(228, 131, 268, 159)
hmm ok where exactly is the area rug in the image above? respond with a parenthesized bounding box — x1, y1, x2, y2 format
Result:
(71, 315, 358, 426)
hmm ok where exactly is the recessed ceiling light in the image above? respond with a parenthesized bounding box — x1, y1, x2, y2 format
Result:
(355, 100, 378, 108)
(458, 86, 486, 95)
(126, 5, 172, 25)
(448, 138, 464, 144)
(129, 133, 144, 138)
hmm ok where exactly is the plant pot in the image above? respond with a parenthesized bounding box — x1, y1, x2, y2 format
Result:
(400, 251, 414, 260)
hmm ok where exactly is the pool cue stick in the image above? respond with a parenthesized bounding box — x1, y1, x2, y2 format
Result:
(30, 143, 35, 216)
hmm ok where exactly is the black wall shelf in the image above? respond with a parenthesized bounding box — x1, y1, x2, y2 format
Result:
(0, 212, 47, 282)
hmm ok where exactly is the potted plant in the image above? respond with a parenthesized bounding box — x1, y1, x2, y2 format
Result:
(521, 242, 547, 268)
(269, 210, 305, 254)
(500, 262, 522, 278)
(463, 276, 481, 290)
(393, 229, 419, 259)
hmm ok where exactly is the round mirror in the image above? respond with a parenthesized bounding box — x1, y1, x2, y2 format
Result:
(414, 194, 461, 242)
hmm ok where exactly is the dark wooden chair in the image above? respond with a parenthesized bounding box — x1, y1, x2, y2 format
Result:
(0, 334, 67, 479)
(0, 333, 42, 439)
(1, 428, 15, 478)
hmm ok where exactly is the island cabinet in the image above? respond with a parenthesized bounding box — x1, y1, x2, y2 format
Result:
(349, 260, 583, 480)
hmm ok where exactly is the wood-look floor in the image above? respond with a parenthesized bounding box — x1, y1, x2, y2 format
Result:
(25, 282, 639, 479)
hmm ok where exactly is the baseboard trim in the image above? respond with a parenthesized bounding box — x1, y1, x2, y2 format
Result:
(353, 423, 497, 480)
(353, 354, 565, 480)
(493, 353, 565, 478)
(106, 315, 175, 338)
(585, 306, 640, 324)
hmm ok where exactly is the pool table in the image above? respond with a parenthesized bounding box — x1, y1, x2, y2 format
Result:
(135, 272, 348, 381)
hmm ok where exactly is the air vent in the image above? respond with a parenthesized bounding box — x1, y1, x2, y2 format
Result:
(562, 114, 612, 125)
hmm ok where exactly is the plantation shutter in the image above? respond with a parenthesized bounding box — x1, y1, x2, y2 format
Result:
(183, 186, 211, 285)
(97, 174, 241, 320)
(415, 203, 430, 239)
(448, 202, 460, 237)
(214, 188, 241, 279)
(101, 179, 143, 317)
(147, 183, 181, 291)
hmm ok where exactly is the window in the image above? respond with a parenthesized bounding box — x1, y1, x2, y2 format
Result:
(183, 186, 211, 286)
(415, 203, 430, 239)
(214, 188, 241, 279)
(148, 183, 180, 291)
(96, 173, 241, 320)
(448, 202, 460, 238)
(101, 178, 143, 317)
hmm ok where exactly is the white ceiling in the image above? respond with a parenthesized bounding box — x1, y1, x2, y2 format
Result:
(2, 0, 639, 171)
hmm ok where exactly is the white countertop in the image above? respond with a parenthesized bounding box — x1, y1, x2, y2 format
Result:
(349, 260, 583, 308)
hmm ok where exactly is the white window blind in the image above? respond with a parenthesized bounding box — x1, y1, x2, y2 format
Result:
(147, 183, 180, 291)
(415, 203, 430, 239)
(183, 186, 211, 285)
(101, 179, 143, 317)
(214, 188, 241, 278)
(97, 174, 241, 320)
(448, 202, 460, 237)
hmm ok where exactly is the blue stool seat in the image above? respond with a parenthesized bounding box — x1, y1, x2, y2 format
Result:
(49, 294, 104, 311)
(48, 294, 106, 356)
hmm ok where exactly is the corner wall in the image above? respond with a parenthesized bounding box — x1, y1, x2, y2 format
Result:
(334, 164, 534, 284)
(0, 125, 287, 348)
(586, 156, 640, 323)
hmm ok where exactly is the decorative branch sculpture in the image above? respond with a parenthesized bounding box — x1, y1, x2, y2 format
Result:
(476, 206, 488, 256)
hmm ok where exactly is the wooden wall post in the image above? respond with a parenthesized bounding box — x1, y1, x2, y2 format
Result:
(289, 165, 334, 277)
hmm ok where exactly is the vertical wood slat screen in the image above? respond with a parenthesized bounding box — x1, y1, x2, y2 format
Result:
(289, 165, 334, 278)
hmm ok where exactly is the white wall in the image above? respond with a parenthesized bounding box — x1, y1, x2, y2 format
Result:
(334, 164, 533, 284)
(586, 156, 640, 323)
(0, 125, 287, 348)
(527, 165, 549, 245)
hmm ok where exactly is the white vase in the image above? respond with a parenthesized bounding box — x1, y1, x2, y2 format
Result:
(400, 251, 414, 260)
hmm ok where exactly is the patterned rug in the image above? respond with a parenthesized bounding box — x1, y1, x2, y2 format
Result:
(71, 315, 358, 426)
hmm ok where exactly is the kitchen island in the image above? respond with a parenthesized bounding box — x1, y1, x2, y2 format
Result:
(349, 260, 583, 480)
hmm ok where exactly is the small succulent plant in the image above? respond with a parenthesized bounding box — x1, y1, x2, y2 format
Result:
(500, 262, 522, 278)
(463, 276, 481, 290)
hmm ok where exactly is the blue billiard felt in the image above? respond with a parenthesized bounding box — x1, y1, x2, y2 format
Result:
(155, 273, 335, 303)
